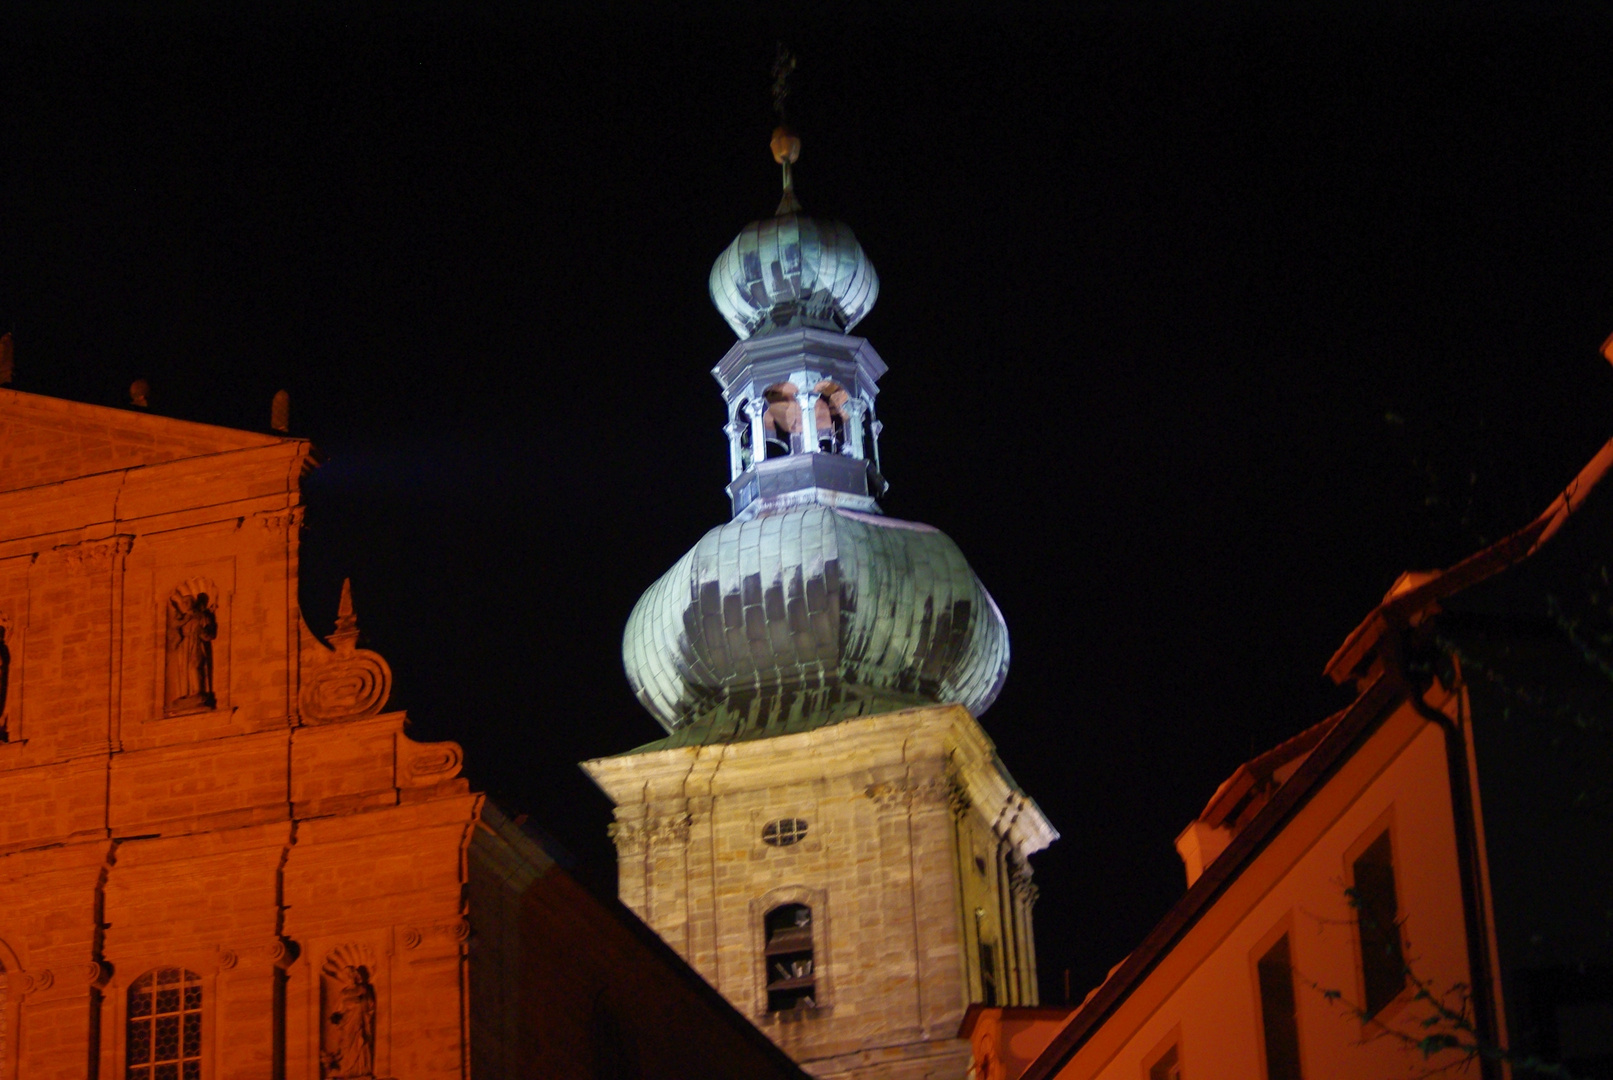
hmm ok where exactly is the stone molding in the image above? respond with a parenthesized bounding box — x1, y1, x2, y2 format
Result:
(398, 919, 470, 951)
(44, 534, 134, 569)
(608, 810, 694, 855)
(11, 967, 52, 996)
(216, 937, 297, 971)
(862, 774, 968, 817)
(606, 818, 643, 856)
(253, 506, 306, 531)
(583, 704, 1056, 857)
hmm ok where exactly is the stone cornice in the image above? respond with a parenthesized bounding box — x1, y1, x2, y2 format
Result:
(582, 703, 1058, 859)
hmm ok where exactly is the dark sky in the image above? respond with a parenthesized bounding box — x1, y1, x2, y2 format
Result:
(4, 3, 1613, 1003)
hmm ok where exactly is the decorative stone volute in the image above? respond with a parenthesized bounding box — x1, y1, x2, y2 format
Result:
(300, 578, 392, 724)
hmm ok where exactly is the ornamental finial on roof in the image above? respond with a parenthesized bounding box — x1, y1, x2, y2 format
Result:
(772, 126, 802, 215)
(771, 47, 802, 215)
(331, 577, 360, 652)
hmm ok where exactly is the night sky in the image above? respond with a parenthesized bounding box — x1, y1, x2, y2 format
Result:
(4, 3, 1613, 1004)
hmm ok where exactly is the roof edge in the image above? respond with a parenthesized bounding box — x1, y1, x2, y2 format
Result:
(1325, 436, 1613, 685)
(1019, 673, 1403, 1080)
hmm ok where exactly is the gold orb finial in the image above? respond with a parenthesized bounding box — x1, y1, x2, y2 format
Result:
(771, 126, 801, 165)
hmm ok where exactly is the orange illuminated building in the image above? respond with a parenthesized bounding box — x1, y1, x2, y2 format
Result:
(969, 434, 1613, 1080)
(0, 385, 809, 1079)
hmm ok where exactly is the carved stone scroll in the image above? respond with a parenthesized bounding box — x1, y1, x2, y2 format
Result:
(300, 579, 392, 724)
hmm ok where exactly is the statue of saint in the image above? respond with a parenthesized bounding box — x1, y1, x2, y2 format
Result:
(324, 964, 376, 1078)
(166, 591, 217, 713)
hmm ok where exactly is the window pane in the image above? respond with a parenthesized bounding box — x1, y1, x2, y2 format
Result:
(128, 1021, 152, 1065)
(155, 988, 180, 1015)
(155, 1064, 179, 1080)
(128, 990, 153, 1019)
(1258, 935, 1303, 1080)
(182, 1062, 201, 1080)
(1353, 832, 1406, 1016)
(154, 1014, 180, 1061)
(183, 1012, 201, 1056)
(183, 984, 202, 1011)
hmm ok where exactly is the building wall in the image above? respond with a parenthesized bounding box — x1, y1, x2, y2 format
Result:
(584, 705, 1055, 1080)
(0, 392, 475, 1080)
(466, 804, 810, 1080)
(1043, 693, 1478, 1080)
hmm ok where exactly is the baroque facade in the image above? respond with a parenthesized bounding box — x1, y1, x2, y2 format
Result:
(584, 130, 1057, 1080)
(0, 387, 811, 1080)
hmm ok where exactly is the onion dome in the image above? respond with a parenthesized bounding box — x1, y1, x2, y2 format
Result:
(623, 505, 1009, 742)
(708, 129, 880, 340)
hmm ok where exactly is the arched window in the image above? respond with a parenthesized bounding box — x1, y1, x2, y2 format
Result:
(813, 381, 848, 454)
(860, 407, 878, 467)
(127, 968, 202, 1079)
(761, 383, 801, 458)
(732, 400, 755, 472)
(764, 903, 815, 1011)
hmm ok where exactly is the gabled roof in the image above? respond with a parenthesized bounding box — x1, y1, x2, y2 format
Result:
(1325, 436, 1613, 686)
(0, 387, 301, 494)
(1019, 674, 1403, 1080)
(1023, 431, 1613, 1080)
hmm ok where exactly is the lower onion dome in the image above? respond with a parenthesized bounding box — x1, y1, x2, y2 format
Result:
(623, 505, 1009, 745)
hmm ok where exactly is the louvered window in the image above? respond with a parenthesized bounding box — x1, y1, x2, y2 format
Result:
(764, 904, 815, 1011)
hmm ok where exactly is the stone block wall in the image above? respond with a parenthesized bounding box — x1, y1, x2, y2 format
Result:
(583, 704, 1057, 1080)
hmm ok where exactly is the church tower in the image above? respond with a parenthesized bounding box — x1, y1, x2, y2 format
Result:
(583, 131, 1057, 1080)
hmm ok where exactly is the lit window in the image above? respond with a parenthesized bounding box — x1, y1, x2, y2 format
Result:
(127, 968, 202, 1080)
(764, 904, 815, 1011)
(1257, 935, 1302, 1080)
(761, 818, 808, 847)
(1352, 831, 1406, 1016)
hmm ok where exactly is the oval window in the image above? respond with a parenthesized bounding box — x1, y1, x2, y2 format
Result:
(762, 818, 808, 847)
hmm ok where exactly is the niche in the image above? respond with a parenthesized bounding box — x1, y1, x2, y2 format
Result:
(320, 944, 378, 1080)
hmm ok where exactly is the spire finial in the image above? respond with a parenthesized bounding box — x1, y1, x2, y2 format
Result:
(771, 47, 802, 215)
(271, 389, 291, 433)
(331, 577, 360, 651)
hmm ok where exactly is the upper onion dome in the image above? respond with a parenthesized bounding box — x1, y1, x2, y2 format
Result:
(708, 129, 880, 340)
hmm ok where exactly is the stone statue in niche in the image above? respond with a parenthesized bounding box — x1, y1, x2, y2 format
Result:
(321, 945, 377, 1079)
(165, 582, 217, 715)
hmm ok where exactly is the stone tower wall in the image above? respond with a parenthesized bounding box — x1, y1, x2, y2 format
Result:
(585, 705, 1055, 1080)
